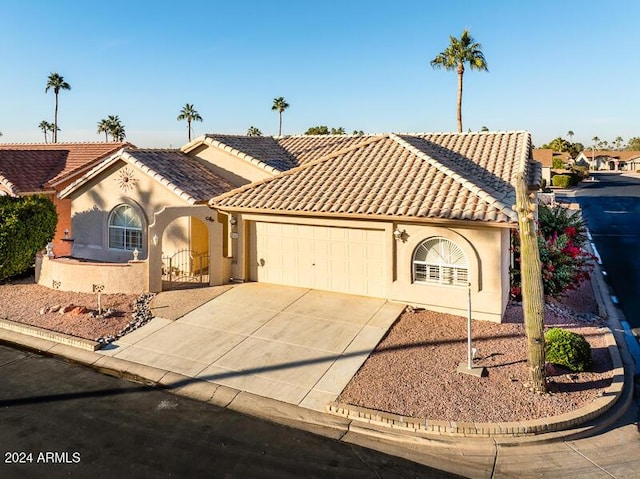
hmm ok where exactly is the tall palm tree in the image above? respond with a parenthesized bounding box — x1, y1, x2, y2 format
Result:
(271, 97, 289, 136)
(176, 104, 203, 142)
(39, 120, 54, 143)
(45, 73, 71, 143)
(106, 115, 126, 142)
(431, 30, 488, 133)
(567, 130, 574, 143)
(614, 136, 624, 150)
(97, 118, 111, 141)
(247, 126, 262, 136)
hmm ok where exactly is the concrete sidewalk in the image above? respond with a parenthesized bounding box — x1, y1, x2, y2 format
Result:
(100, 283, 404, 411)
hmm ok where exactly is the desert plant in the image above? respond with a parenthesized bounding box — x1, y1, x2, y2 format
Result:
(537, 204, 587, 246)
(545, 327, 592, 372)
(0, 196, 58, 281)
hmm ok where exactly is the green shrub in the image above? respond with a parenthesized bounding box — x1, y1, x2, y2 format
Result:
(0, 195, 57, 281)
(537, 204, 587, 246)
(545, 327, 593, 372)
(552, 174, 572, 188)
(572, 165, 590, 179)
(552, 157, 564, 169)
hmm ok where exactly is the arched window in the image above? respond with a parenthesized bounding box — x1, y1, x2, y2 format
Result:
(108, 204, 143, 251)
(413, 237, 468, 286)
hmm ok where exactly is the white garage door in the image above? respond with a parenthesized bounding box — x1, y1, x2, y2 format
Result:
(249, 222, 387, 297)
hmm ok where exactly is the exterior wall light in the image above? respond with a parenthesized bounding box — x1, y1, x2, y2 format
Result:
(230, 216, 237, 226)
(152, 234, 159, 246)
(393, 228, 406, 241)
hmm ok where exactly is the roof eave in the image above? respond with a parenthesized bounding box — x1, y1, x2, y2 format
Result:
(208, 205, 516, 229)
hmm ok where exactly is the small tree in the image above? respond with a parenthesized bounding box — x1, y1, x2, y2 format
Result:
(0, 196, 58, 281)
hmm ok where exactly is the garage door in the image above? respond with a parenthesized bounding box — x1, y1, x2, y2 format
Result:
(249, 222, 386, 297)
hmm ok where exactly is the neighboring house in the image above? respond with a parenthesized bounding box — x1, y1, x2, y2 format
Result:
(0, 142, 130, 256)
(40, 131, 540, 323)
(532, 148, 554, 184)
(574, 150, 640, 171)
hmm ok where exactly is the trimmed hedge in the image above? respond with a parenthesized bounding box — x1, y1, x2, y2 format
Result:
(0, 195, 58, 281)
(545, 327, 593, 372)
(552, 174, 572, 188)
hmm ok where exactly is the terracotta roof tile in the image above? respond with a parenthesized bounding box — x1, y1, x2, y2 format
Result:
(122, 149, 237, 203)
(0, 142, 131, 186)
(211, 131, 538, 224)
(0, 150, 66, 195)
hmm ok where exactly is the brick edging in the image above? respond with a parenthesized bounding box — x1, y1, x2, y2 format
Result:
(0, 318, 99, 351)
(326, 328, 624, 437)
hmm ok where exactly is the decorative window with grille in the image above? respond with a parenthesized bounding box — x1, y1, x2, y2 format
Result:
(413, 237, 468, 287)
(108, 204, 143, 251)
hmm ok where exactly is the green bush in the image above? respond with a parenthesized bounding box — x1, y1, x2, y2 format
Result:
(572, 165, 590, 179)
(545, 327, 593, 372)
(552, 157, 564, 169)
(552, 174, 572, 188)
(0, 195, 58, 281)
(537, 204, 587, 246)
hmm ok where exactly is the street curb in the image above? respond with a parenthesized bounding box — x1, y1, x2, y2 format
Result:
(0, 317, 99, 351)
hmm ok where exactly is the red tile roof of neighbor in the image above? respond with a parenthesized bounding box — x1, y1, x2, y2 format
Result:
(532, 148, 554, 167)
(579, 149, 640, 161)
(211, 131, 540, 225)
(0, 142, 131, 194)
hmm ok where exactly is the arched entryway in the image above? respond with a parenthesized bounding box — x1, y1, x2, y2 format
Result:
(161, 216, 210, 290)
(147, 205, 227, 293)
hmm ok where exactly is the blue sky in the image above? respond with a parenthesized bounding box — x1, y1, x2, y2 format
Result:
(1, 1, 638, 148)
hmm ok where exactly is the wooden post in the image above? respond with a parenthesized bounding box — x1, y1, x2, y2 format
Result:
(514, 172, 547, 394)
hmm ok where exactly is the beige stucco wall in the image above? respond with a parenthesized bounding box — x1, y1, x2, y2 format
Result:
(187, 144, 275, 186)
(68, 161, 192, 263)
(224, 212, 511, 322)
(391, 222, 510, 322)
(35, 254, 148, 294)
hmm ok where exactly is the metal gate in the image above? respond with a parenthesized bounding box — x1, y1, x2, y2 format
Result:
(161, 249, 210, 290)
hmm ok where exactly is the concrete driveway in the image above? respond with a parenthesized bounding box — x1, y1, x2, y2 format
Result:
(100, 283, 405, 411)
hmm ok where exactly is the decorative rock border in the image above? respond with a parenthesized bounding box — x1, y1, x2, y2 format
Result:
(327, 327, 625, 437)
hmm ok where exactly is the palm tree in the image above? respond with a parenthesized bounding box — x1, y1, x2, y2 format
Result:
(271, 97, 289, 136)
(39, 120, 54, 143)
(176, 104, 203, 142)
(106, 115, 126, 141)
(614, 136, 624, 150)
(431, 30, 488, 133)
(247, 126, 262, 136)
(97, 118, 111, 141)
(567, 130, 574, 143)
(480, 125, 489, 132)
(45, 73, 71, 143)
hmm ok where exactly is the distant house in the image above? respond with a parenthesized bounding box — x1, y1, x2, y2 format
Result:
(41, 131, 541, 323)
(532, 148, 554, 184)
(574, 150, 640, 171)
(0, 143, 130, 256)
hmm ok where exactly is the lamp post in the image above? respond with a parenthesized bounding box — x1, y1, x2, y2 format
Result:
(456, 281, 487, 377)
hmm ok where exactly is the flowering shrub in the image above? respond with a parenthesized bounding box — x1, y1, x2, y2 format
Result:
(510, 205, 595, 299)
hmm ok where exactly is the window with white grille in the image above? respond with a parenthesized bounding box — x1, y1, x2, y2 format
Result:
(413, 237, 468, 287)
(108, 204, 143, 251)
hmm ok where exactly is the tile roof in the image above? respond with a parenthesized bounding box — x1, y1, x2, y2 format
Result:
(190, 134, 380, 173)
(578, 149, 640, 161)
(0, 142, 130, 186)
(211, 131, 539, 225)
(532, 148, 554, 167)
(60, 149, 236, 205)
(122, 149, 236, 203)
(0, 150, 66, 195)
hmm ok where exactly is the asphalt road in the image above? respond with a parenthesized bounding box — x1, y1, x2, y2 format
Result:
(0, 344, 457, 479)
(570, 172, 640, 329)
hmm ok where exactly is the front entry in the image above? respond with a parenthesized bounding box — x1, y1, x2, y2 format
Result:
(161, 249, 210, 290)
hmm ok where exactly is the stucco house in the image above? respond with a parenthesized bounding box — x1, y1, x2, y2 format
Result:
(39, 131, 540, 322)
(574, 149, 640, 171)
(0, 142, 130, 256)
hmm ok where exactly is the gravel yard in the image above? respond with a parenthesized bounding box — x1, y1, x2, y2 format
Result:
(0, 274, 138, 342)
(339, 279, 614, 423)
(1, 274, 615, 423)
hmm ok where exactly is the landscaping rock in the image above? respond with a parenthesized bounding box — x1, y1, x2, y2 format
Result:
(59, 304, 75, 314)
(70, 306, 88, 315)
